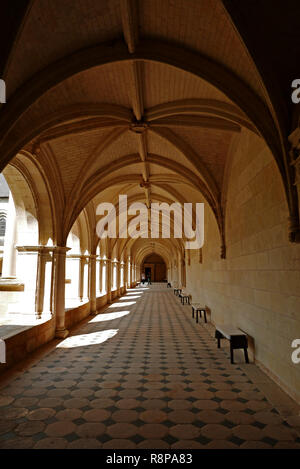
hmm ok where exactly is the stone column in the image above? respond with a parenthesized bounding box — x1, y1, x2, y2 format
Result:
(15, 246, 39, 313)
(79, 255, 89, 301)
(116, 261, 121, 295)
(124, 260, 128, 290)
(120, 261, 125, 292)
(127, 259, 131, 288)
(100, 259, 106, 294)
(2, 192, 17, 278)
(65, 254, 81, 304)
(106, 259, 112, 303)
(36, 247, 52, 318)
(177, 252, 182, 286)
(112, 260, 118, 292)
(52, 246, 70, 338)
(89, 254, 97, 315)
(96, 255, 101, 295)
(173, 260, 178, 285)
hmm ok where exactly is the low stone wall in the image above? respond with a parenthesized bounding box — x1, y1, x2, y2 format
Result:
(111, 289, 118, 300)
(65, 301, 90, 330)
(0, 317, 56, 374)
(96, 294, 108, 310)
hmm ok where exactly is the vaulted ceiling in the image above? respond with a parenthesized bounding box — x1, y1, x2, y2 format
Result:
(0, 0, 299, 254)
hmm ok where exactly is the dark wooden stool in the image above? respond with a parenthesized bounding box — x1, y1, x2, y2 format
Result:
(191, 304, 207, 323)
(180, 293, 190, 304)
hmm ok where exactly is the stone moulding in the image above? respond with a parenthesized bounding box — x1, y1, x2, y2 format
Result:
(0, 277, 24, 292)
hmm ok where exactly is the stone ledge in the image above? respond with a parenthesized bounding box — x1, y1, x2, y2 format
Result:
(0, 277, 24, 291)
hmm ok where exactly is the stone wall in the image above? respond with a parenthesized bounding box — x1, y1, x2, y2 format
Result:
(65, 302, 90, 330)
(0, 317, 55, 374)
(186, 129, 300, 402)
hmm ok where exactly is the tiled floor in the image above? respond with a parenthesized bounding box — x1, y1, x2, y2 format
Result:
(0, 284, 299, 449)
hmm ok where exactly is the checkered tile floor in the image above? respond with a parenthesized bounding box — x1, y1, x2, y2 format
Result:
(0, 284, 299, 449)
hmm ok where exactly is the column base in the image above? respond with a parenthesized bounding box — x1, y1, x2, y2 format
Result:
(55, 328, 69, 339)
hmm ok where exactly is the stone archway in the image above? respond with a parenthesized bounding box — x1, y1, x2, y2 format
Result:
(142, 253, 167, 282)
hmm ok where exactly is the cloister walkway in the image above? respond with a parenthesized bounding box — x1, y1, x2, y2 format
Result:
(0, 284, 299, 449)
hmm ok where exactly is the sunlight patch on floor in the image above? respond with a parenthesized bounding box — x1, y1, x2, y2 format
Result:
(57, 329, 118, 348)
(108, 301, 136, 308)
(89, 310, 130, 322)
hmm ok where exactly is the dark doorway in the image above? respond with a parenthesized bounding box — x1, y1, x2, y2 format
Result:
(145, 267, 151, 279)
(142, 254, 167, 282)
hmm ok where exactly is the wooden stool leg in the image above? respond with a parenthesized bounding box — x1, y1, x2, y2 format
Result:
(204, 309, 207, 323)
(244, 347, 249, 363)
(230, 343, 234, 364)
(192, 307, 194, 318)
(196, 310, 199, 323)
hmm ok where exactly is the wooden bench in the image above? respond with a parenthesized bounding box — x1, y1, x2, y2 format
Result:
(173, 286, 182, 296)
(215, 324, 249, 364)
(179, 289, 191, 304)
(191, 303, 207, 323)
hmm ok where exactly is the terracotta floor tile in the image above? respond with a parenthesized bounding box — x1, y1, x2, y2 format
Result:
(262, 424, 296, 441)
(138, 439, 170, 449)
(34, 437, 68, 449)
(103, 439, 136, 449)
(27, 408, 56, 421)
(116, 399, 140, 409)
(140, 410, 167, 423)
(206, 439, 238, 449)
(232, 424, 264, 440)
(197, 410, 225, 424)
(111, 410, 138, 422)
(171, 440, 205, 449)
(107, 423, 137, 438)
(0, 395, 15, 406)
(168, 410, 196, 424)
(169, 424, 200, 440)
(140, 423, 169, 439)
(0, 437, 34, 449)
(0, 420, 18, 435)
(193, 400, 219, 410)
(56, 409, 83, 420)
(45, 421, 76, 437)
(201, 424, 232, 440)
(67, 438, 102, 449)
(15, 421, 45, 436)
(76, 422, 106, 438)
(168, 399, 193, 410)
(224, 411, 255, 425)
